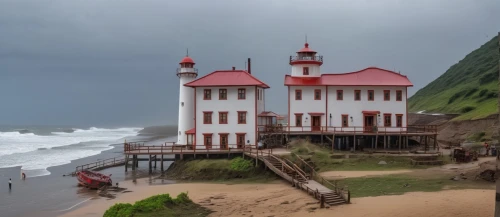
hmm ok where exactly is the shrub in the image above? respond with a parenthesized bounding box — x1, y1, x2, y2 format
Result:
(479, 71, 499, 85)
(460, 106, 476, 113)
(103, 203, 134, 217)
(464, 88, 478, 97)
(230, 157, 253, 171)
(448, 90, 466, 104)
(486, 91, 498, 99)
(104, 193, 191, 217)
(478, 89, 488, 97)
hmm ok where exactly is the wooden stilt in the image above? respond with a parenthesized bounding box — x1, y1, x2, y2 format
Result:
(375, 131, 379, 150)
(384, 134, 387, 149)
(132, 155, 136, 171)
(135, 155, 139, 168)
(154, 155, 157, 169)
(353, 131, 357, 152)
(148, 155, 152, 174)
(406, 136, 409, 149)
(399, 132, 402, 152)
(332, 134, 336, 153)
(125, 155, 129, 172)
(161, 154, 164, 172)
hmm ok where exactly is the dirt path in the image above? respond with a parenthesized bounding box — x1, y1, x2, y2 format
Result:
(320, 170, 413, 179)
(60, 178, 494, 217)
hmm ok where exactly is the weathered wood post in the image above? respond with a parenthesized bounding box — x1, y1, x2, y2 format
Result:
(154, 155, 157, 169)
(125, 155, 128, 172)
(132, 155, 136, 171)
(399, 131, 402, 152)
(148, 155, 152, 174)
(161, 154, 164, 172)
(320, 194, 325, 208)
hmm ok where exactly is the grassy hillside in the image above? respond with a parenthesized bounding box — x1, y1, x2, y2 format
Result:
(409, 36, 499, 120)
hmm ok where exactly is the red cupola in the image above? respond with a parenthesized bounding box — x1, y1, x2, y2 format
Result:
(289, 43, 323, 66)
(177, 52, 198, 78)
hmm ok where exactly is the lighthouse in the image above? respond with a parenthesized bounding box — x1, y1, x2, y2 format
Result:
(289, 42, 323, 77)
(176, 53, 198, 145)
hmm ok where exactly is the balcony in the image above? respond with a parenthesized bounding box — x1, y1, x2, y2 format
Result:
(289, 55, 323, 64)
(176, 68, 198, 74)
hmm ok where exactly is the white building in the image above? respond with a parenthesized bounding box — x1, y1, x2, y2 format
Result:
(285, 43, 413, 133)
(183, 67, 269, 149)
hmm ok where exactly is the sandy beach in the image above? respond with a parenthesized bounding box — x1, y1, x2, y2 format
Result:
(61, 176, 494, 217)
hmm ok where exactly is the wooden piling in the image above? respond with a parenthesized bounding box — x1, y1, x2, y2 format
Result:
(399, 132, 402, 152)
(132, 155, 136, 171)
(154, 155, 157, 169)
(148, 155, 152, 174)
(125, 155, 129, 172)
(160, 154, 164, 172)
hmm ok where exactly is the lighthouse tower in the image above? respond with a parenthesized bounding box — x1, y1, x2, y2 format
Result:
(176, 53, 198, 145)
(289, 42, 323, 77)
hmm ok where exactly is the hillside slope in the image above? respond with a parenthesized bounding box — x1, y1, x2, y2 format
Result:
(409, 36, 499, 120)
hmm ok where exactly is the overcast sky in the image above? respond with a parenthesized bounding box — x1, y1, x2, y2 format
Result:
(1, 0, 499, 127)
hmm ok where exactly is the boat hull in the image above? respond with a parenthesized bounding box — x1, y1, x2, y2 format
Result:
(76, 171, 112, 189)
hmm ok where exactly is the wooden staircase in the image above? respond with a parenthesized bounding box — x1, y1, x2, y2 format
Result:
(245, 149, 349, 207)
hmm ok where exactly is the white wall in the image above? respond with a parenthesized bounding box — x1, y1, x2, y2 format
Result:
(288, 86, 407, 132)
(194, 86, 257, 149)
(291, 64, 321, 77)
(327, 86, 407, 132)
(177, 75, 196, 145)
(289, 86, 326, 131)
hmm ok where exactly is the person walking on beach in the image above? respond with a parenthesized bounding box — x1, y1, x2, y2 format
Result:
(9, 178, 12, 190)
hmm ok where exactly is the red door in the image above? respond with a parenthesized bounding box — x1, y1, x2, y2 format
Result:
(312, 116, 321, 131)
(364, 115, 374, 132)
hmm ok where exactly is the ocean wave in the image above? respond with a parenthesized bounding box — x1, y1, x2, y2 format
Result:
(0, 127, 142, 158)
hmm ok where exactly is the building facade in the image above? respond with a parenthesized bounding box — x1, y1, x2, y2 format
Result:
(285, 43, 413, 133)
(184, 69, 269, 149)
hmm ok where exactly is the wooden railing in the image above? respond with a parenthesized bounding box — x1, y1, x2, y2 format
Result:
(124, 143, 249, 154)
(291, 153, 350, 203)
(75, 157, 126, 172)
(261, 125, 438, 134)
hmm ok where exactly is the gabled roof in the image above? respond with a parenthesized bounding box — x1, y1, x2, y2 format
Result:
(258, 111, 281, 117)
(185, 70, 270, 88)
(284, 67, 413, 86)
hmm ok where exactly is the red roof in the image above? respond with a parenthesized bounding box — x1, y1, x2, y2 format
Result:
(180, 56, 195, 64)
(185, 128, 195, 134)
(298, 43, 316, 53)
(284, 67, 413, 86)
(185, 70, 270, 88)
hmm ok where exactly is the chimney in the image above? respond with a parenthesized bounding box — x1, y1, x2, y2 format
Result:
(247, 58, 251, 74)
(232, 66, 235, 70)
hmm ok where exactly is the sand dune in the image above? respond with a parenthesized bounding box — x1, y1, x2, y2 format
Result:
(60, 178, 494, 217)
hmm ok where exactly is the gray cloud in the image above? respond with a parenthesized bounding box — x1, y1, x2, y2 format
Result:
(1, 0, 499, 126)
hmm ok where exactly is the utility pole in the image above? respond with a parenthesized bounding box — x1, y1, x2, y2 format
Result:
(496, 31, 500, 217)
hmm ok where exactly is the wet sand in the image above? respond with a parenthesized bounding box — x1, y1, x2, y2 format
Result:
(61, 177, 494, 217)
(0, 130, 175, 217)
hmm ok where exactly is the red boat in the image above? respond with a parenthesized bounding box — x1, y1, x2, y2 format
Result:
(76, 171, 112, 189)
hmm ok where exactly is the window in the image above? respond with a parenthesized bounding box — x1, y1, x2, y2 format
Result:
(354, 90, 361, 101)
(203, 134, 212, 149)
(237, 111, 247, 124)
(295, 89, 302, 100)
(236, 133, 245, 148)
(295, 114, 302, 127)
(303, 67, 309, 75)
(219, 89, 227, 100)
(314, 89, 321, 100)
(384, 90, 390, 101)
(367, 90, 374, 101)
(396, 114, 403, 127)
(384, 114, 392, 127)
(342, 115, 349, 127)
(396, 90, 403, 101)
(337, 90, 343, 100)
(203, 112, 212, 124)
(219, 133, 228, 149)
(203, 89, 211, 100)
(219, 112, 228, 124)
(238, 88, 246, 99)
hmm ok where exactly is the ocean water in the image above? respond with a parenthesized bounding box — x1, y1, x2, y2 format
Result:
(0, 126, 142, 177)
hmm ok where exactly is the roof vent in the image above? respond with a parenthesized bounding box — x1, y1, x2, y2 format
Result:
(232, 66, 235, 70)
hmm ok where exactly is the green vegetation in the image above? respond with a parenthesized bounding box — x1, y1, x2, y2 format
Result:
(104, 193, 212, 217)
(164, 157, 277, 183)
(409, 35, 499, 120)
(286, 140, 449, 172)
(335, 174, 492, 198)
